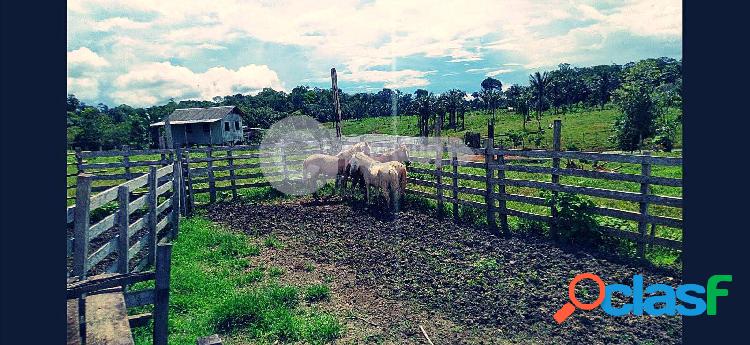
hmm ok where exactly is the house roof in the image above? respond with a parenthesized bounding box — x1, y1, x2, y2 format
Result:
(150, 106, 243, 127)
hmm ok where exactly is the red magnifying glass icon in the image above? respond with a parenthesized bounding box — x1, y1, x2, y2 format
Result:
(553, 273, 606, 324)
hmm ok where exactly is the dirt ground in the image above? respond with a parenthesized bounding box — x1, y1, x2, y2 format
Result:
(207, 199, 682, 345)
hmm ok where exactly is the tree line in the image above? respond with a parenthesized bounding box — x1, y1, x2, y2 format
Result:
(67, 57, 681, 151)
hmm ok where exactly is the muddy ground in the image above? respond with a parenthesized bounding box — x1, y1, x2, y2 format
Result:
(207, 199, 681, 344)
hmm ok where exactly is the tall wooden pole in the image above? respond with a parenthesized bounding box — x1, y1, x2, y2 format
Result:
(331, 68, 342, 139)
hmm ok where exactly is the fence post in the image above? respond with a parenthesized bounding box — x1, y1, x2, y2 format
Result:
(451, 143, 459, 222)
(184, 150, 195, 214)
(147, 166, 158, 266)
(122, 145, 132, 180)
(171, 159, 181, 240)
(153, 243, 173, 345)
(75, 147, 84, 174)
(117, 185, 130, 275)
(436, 143, 444, 218)
(485, 136, 497, 234)
(637, 152, 652, 259)
(176, 148, 187, 216)
(227, 149, 238, 199)
(281, 146, 289, 182)
(73, 173, 93, 278)
(550, 120, 562, 240)
(207, 146, 216, 203)
(496, 144, 509, 236)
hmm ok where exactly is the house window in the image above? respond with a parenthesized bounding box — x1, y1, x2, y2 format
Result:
(202, 123, 210, 132)
(234, 121, 240, 130)
(224, 122, 230, 131)
(185, 124, 193, 133)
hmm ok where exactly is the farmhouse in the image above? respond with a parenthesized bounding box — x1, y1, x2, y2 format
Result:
(150, 106, 245, 147)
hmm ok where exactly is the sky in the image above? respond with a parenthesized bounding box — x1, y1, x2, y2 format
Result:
(67, 0, 682, 107)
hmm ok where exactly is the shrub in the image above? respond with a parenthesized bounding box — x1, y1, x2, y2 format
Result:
(268, 266, 285, 277)
(305, 284, 331, 302)
(264, 235, 284, 249)
(543, 192, 602, 246)
(464, 131, 481, 148)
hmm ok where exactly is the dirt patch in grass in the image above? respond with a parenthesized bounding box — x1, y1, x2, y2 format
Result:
(207, 199, 681, 344)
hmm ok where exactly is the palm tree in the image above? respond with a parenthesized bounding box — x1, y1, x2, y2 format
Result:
(529, 71, 550, 131)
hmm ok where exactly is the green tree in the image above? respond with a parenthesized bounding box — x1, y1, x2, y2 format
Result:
(529, 71, 550, 130)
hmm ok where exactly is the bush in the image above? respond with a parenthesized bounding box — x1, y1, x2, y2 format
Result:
(305, 284, 331, 302)
(464, 131, 481, 148)
(543, 192, 602, 246)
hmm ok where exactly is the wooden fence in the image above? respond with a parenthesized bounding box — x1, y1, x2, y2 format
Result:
(380, 120, 682, 259)
(66, 160, 182, 344)
(67, 146, 176, 202)
(69, 120, 682, 260)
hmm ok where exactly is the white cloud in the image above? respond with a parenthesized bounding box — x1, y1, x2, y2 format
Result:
(68, 47, 109, 68)
(486, 69, 513, 77)
(67, 77, 100, 100)
(91, 17, 151, 31)
(111, 62, 284, 106)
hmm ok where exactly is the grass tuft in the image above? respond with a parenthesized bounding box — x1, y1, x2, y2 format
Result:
(305, 284, 331, 302)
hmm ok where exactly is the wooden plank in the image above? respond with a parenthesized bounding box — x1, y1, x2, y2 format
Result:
(73, 174, 93, 278)
(499, 178, 682, 207)
(156, 198, 171, 215)
(128, 313, 152, 329)
(227, 149, 238, 199)
(436, 145, 444, 217)
(506, 208, 551, 223)
(90, 174, 149, 210)
(550, 120, 561, 240)
(485, 134, 497, 234)
(67, 272, 155, 298)
(80, 148, 172, 158)
(637, 152, 652, 258)
(496, 147, 509, 235)
(89, 212, 116, 240)
(489, 149, 682, 166)
(128, 235, 150, 261)
(67, 205, 76, 224)
(117, 186, 129, 275)
(147, 167, 157, 266)
(124, 289, 155, 308)
(66, 298, 81, 345)
(405, 187, 437, 200)
(496, 192, 547, 206)
(156, 181, 172, 196)
(454, 172, 486, 182)
(157, 215, 170, 236)
(156, 164, 174, 179)
(171, 159, 181, 238)
(207, 147, 216, 203)
(407, 177, 437, 188)
(192, 181, 272, 194)
(451, 146, 459, 222)
(82, 288, 135, 345)
(128, 217, 146, 238)
(154, 244, 173, 345)
(87, 236, 118, 272)
(128, 194, 148, 213)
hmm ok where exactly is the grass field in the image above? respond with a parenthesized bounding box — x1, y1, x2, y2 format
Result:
(330, 106, 683, 152)
(131, 216, 342, 344)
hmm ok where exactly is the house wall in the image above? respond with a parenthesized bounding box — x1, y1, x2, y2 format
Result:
(217, 112, 244, 144)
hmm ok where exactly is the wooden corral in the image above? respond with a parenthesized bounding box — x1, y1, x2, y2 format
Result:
(67, 160, 182, 344)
